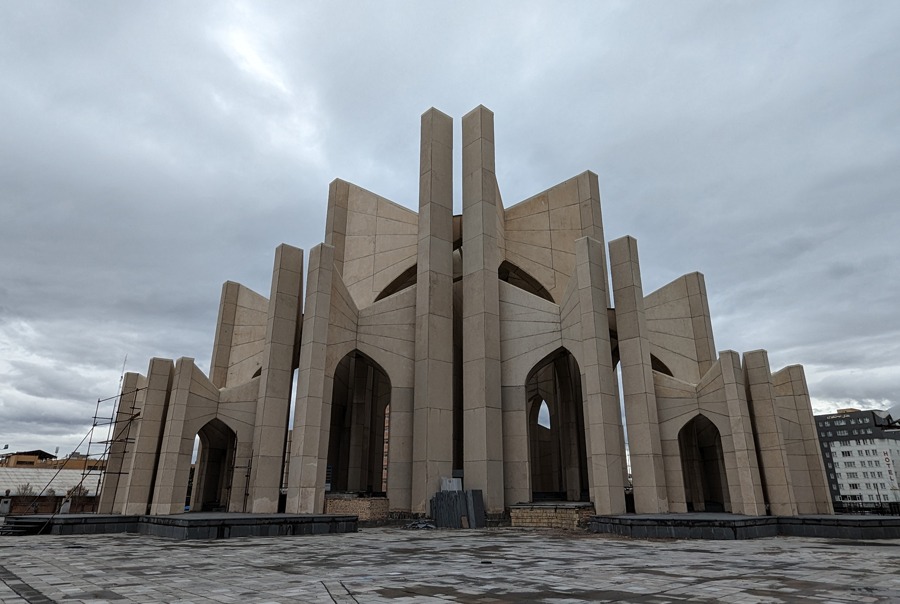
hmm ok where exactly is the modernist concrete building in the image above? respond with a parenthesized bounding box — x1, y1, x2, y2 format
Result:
(100, 106, 832, 518)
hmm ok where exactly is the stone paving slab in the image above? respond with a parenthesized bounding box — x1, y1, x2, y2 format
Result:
(1, 528, 899, 603)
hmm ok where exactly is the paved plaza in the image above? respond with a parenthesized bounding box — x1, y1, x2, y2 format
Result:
(1, 527, 899, 603)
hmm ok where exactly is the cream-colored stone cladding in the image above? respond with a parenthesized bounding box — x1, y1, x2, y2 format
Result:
(103, 107, 831, 520)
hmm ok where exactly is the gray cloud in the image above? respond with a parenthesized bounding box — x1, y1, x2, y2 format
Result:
(1, 1, 898, 455)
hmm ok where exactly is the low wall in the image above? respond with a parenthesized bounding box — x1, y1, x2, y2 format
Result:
(588, 514, 900, 540)
(1, 496, 95, 515)
(4, 513, 358, 540)
(324, 495, 389, 521)
(510, 503, 595, 530)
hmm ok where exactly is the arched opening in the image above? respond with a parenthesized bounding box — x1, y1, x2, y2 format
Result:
(327, 350, 391, 494)
(374, 264, 417, 302)
(678, 415, 730, 513)
(498, 261, 554, 303)
(650, 354, 673, 377)
(191, 418, 236, 512)
(525, 348, 588, 502)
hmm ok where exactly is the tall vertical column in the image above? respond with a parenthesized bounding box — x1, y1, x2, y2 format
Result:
(386, 386, 414, 510)
(209, 281, 240, 389)
(720, 350, 766, 516)
(250, 244, 304, 512)
(501, 385, 530, 505)
(575, 236, 626, 514)
(123, 358, 174, 514)
(461, 105, 505, 512)
(288, 244, 334, 514)
(150, 358, 196, 515)
(772, 365, 834, 514)
(347, 363, 374, 490)
(685, 273, 717, 378)
(743, 350, 797, 516)
(98, 372, 141, 513)
(411, 108, 455, 513)
(609, 236, 669, 513)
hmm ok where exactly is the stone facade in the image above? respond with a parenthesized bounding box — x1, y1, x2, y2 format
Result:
(100, 106, 832, 518)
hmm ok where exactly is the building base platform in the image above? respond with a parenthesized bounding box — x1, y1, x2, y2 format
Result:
(2, 512, 358, 540)
(588, 513, 900, 540)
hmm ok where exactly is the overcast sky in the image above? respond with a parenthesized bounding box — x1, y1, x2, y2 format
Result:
(1, 1, 898, 457)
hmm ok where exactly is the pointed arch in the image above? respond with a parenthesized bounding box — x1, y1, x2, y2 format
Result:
(374, 264, 417, 301)
(192, 418, 237, 512)
(525, 347, 588, 502)
(678, 414, 730, 513)
(327, 350, 392, 494)
(499, 261, 554, 303)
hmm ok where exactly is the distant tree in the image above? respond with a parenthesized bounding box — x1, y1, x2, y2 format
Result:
(45, 487, 56, 497)
(15, 482, 35, 496)
(67, 484, 89, 498)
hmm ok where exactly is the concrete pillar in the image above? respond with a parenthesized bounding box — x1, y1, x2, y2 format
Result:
(287, 244, 335, 513)
(411, 108, 455, 513)
(347, 363, 374, 491)
(609, 236, 668, 513)
(575, 236, 626, 514)
(685, 273, 717, 378)
(720, 350, 766, 516)
(324, 178, 350, 276)
(743, 350, 797, 516)
(249, 244, 304, 512)
(502, 385, 530, 506)
(209, 281, 240, 389)
(122, 359, 174, 515)
(150, 358, 197, 515)
(777, 365, 834, 514)
(461, 105, 505, 512)
(97, 372, 141, 514)
(387, 386, 414, 511)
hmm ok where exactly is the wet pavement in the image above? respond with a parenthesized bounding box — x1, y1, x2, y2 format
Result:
(1, 527, 899, 603)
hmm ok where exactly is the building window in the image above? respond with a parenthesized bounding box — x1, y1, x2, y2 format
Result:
(836, 430, 848, 436)
(841, 451, 852, 457)
(845, 462, 856, 467)
(848, 483, 860, 489)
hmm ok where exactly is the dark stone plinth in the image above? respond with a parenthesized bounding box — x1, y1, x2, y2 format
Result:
(3, 512, 358, 540)
(588, 513, 900, 540)
(138, 512, 358, 540)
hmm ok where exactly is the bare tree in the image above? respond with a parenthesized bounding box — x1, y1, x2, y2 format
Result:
(15, 482, 35, 496)
(67, 484, 89, 498)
